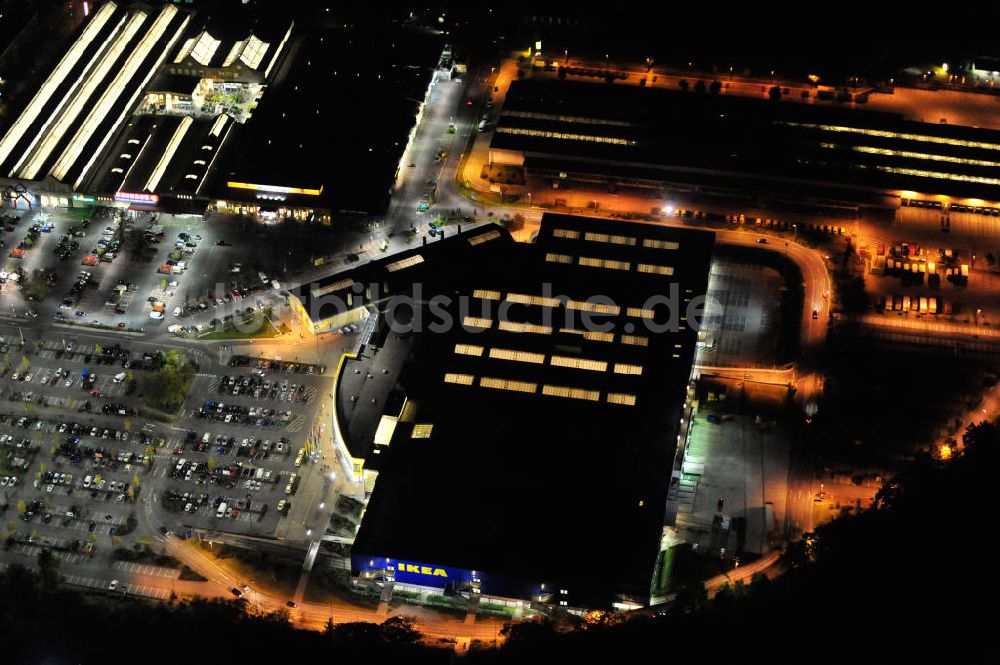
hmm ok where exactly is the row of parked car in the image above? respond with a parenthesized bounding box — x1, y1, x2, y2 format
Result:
(217, 374, 310, 403)
(196, 400, 292, 428)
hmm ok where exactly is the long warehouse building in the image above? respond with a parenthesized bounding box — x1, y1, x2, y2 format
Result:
(0, 1, 189, 191)
(296, 215, 715, 609)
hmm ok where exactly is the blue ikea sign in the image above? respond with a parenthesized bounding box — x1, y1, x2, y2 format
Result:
(393, 559, 474, 588)
(354, 555, 474, 589)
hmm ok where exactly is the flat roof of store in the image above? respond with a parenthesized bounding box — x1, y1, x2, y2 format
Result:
(348, 214, 715, 606)
(493, 77, 1000, 202)
(204, 22, 443, 214)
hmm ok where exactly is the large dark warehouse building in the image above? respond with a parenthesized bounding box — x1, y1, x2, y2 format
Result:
(296, 215, 715, 609)
(489, 77, 1000, 215)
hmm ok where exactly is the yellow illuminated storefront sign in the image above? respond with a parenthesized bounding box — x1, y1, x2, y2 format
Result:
(227, 181, 324, 196)
(398, 563, 449, 577)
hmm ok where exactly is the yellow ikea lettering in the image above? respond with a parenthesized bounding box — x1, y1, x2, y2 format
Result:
(400, 562, 448, 577)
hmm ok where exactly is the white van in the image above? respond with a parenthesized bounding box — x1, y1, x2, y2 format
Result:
(172, 306, 182, 316)
(216, 502, 227, 518)
(113, 372, 127, 383)
(202, 432, 211, 444)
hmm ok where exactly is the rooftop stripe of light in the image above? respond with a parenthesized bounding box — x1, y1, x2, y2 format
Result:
(560, 328, 614, 342)
(144, 115, 192, 193)
(579, 256, 630, 271)
(385, 255, 424, 273)
(239, 34, 269, 69)
(542, 385, 600, 401)
(454, 344, 484, 357)
(566, 299, 619, 315)
(781, 121, 1000, 152)
(479, 377, 537, 393)
(20, 9, 147, 180)
(263, 23, 293, 80)
(637, 263, 674, 276)
(209, 114, 229, 137)
(312, 278, 353, 297)
(498, 320, 552, 335)
(506, 292, 562, 309)
(607, 393, 637, 406)
(411, 424, 434, 439)
(489, 348, 545, 364)
(70, 7, 189, 190)
(463, 316, 492, 329)
(584, 231, 636, 246)
(221, 39, 244, 67)
(52, 5, 178, 182)
(189, 31, 221, 66)
(550, 355, 607, 372)
(468, 229, 501, 246)
(0, 0, 117, 171)
(642, 239, 680, 250)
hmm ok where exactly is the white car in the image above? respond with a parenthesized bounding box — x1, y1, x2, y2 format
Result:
(149, 310, 164, 320)
(64, 379, 73, 388)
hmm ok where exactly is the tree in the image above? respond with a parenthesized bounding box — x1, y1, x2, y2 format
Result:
(504, 213, 525, 233)
(37, 547, 59, 589)
(674, 579, 708, 613)
(141, 350, 196, 410)
(16, 499, 26, 514)
(678, 79, 689, 91)
(694, 80, 706, 93)
(709, 80, 722, 94)
(380, 616, 421, 644)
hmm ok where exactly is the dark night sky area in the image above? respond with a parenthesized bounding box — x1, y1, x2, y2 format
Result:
(441, 1, 1000, 82)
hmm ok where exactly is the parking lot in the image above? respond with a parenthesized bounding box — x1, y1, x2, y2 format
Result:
(2, 207, 290, 339)
(0, 311, 342, 592)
